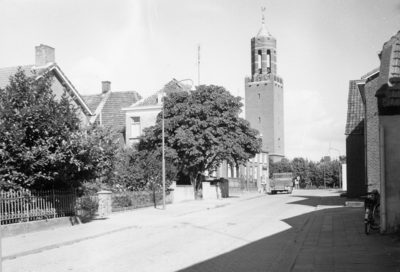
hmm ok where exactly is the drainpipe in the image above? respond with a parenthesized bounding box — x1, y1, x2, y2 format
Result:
(379, 125, 386, 233)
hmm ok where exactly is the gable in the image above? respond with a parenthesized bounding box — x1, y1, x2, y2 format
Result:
(82, 94, 103, 113)
(101, 91, 141, 131)
(345, 80, 365, 135)
(132, 79, 191, 107)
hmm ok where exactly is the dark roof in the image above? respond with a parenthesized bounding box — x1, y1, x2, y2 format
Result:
(0, 64, 93, 115)
(377, 39, 400, 109)
(82, 94, 103, 113)
(361, 67, 379, 80)
(132, 79, 191, 107)
(345, 80, 365, 135)
(101, 91, 142, 130)
(0, 65, 35, 89)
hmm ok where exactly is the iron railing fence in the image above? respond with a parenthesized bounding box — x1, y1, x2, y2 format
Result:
(1, 189, 77, 225)
(228, 176, 258, 194)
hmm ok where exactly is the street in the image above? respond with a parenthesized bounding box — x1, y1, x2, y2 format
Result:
(3, 190, 399, 271)
(2, 190, 323, 272)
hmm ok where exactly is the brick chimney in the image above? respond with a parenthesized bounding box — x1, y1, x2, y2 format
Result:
(102, 81, 111, 94)
(35, 44, 55, 66)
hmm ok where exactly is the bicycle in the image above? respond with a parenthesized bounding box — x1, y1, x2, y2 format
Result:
(364, 191, 380, 235)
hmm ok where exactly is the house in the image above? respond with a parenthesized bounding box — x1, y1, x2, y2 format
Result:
(345, 31, 400, 233)
(122, 78, 191, 147)
(0, 44, 93, 125)
(82, 81, 141, 143)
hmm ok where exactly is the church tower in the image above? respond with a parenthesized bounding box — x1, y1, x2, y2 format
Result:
(245, 12, 284, 162)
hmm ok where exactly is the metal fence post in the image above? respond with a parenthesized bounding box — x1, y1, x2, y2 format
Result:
(52, 187, 56, 218)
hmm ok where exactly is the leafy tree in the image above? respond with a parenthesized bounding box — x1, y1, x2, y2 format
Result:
(269, 157, 292, 178)
(126, 148, 178, 192)
(137, 85, 261, 194)
(0, 68, 122, 190)
(269, 156, 343, 189)
(291, 157, 311, 185)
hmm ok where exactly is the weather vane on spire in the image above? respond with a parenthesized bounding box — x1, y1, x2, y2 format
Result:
(261, 7, 266, 24)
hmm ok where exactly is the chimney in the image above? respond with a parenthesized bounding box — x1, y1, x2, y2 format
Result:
(102, 81, 111, 94)
(35, 44, 55, 66)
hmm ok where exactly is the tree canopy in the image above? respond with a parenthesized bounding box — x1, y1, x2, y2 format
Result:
(0, 69, 121, 190)
(269, 157, 343, 188)
(137, 85, 261, 190)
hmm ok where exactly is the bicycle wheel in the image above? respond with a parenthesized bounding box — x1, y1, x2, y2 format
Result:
(365, 207, 371, 235)
(371, 205, 381, 230)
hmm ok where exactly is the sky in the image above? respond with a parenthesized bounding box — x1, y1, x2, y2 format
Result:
(1, 0, 400, 161)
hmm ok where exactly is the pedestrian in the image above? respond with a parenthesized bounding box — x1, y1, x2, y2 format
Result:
(260, 177, 267, 194)
(295, 176, 300, 190)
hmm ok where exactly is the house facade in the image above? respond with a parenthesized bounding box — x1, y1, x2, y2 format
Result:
(122, 79, 191, 147)
(0, 44, 93, 125)
(82, 81, 141, 143)
(346, 31, 400, 233)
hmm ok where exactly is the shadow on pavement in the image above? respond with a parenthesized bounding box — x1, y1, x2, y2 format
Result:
(177, 195, 400, 272)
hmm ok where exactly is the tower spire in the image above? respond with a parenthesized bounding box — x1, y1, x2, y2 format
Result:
(257, 7, 271, 37)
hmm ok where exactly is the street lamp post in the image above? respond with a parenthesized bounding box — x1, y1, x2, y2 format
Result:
(175, 79, 195, 199)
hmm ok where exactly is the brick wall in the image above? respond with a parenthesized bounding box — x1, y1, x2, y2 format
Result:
(245, 81, 284, 156)
(365, 77, 381, 191)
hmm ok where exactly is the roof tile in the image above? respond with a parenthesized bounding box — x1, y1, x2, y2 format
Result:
(345, 80, 365, 135)
(0, 65, 35, 89)
(82, 94, 103, 113)
(101, 91, 142, 131)
(132, 79, 191, 107)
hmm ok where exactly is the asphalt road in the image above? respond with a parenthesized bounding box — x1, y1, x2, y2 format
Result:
(3, 190, 329, 272)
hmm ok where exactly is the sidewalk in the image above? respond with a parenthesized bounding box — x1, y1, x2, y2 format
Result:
(1, 193, 262, 261)
(290, 196, 400, 272)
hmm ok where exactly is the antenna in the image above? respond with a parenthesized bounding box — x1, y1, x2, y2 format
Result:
(198, 44, 201, 85)
(261, 7, 266, 24)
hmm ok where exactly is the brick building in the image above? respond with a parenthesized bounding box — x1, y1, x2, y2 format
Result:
(82, 81, 141, 143)
(244, 15, 284, 162)
(346, 31, 400, 233)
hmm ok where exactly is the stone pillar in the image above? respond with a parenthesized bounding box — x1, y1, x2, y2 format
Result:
(223, 161, 228, 178)
(252, 157, 256, 184)
(97, 190, 112, 217)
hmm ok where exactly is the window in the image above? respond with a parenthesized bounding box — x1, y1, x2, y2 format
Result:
(267, 49, 271, 73)
(258, 93, 261, 99)
(257, 50, 262, 73)
(130, 116, 141, 138)
(258, 117, 261, 123)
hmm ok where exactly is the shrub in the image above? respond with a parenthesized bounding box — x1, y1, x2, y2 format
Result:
(112, 195, 132, 208)
(79, 196, 98, 216)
